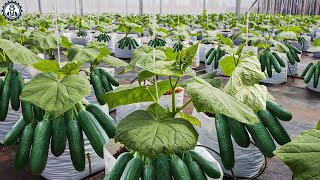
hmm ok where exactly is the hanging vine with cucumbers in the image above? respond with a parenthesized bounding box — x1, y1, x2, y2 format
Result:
(115, 21, 143, 50)
(301, 61, 320, 88)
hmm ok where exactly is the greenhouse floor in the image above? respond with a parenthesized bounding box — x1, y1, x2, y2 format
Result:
(0, 53, 319, 180)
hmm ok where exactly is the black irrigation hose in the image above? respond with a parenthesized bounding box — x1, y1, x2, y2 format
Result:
(197, 141, 268, 180)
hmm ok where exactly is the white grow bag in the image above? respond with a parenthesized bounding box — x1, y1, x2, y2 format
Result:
(261, 52, 288, 84)
(307, 78, 320, 92)
(71, 33, 94, 46)
(114, 37, 142, 59)
(192, 109, 264, 179)
(107, 33, 117, 54)
(116, 89, 184, 121)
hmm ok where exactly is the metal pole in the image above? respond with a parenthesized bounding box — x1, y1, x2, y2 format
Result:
(139, 0, 143, 16)
(126, 0, 128, 15)
(236, 0, 241, 18)
(38, 0, 42, 15)
(79, 0, 83, 16)
(203, 0, 206, 12)
(160, 0, 162, 14)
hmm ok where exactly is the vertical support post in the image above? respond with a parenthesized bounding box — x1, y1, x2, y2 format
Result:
(38, 0, 42, 15)
(79, 0, 83, 16)
(160, 0, 162, 14)
(203, 0, 206, 12)
(236, 0, 241, 18)
(139, 0, 143, 16)
(126, 0, 128, 15)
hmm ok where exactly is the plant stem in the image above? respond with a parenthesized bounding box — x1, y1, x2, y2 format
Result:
(169, 76, 177, 113)
(146, 87, 157, 102)
(177, 98, 192, 112)
(154, 76, 159, 101)
(76, 102, 86, 111)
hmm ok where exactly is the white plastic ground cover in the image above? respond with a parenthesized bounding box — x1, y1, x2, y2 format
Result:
(192, 109, 264, 179)
(307, 78, 320, 92)
(107, 33, 117, 54)
(114, 38, 142, 59)
(287, 54, 301, 76)
(199, 44, 214, 63)
(42, 134, 105, 180)
(261, 52, 288, 84)
(116, 89, 184, 121)
(0, 77, 21, 144)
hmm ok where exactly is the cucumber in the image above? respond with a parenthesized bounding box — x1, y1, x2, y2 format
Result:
(304, 65, 317, 83)
(215, 114, 234, 170)
(91, 69, 105, 105)
(245, 121, 276, 158)
(206, 49, 216, 65)
(287, 51, 296, 65)
(258, 110, 291, 145)
(205, 48, 214, 59)
(100, 73, 113, 93)
(301, 63, 314, 78)
(0, 79, 3, 95)
(33, 105, 44, 121)
(51, 116, 67, 157)
(272, 52, 286, 67)
(86, 104, 117, 138)
(265, 54, 272, 78)
(313, 63, 320, 88)
(187, 161, 207, 180)
(287, 43, 301, 54)
(226, 117, 250, 148)
(266, 100, 292, 121)
(21, 101, 33, 124)
(269, 53, 282, 73)
(99, 69, 120, 87)
(105, 152, 134, 180)
(133, 39, 139, 47)
(4, 117, 28, 146)
(77, 110, 109, 158)
(170, 156, 192, 180)
(188, 151, 221, 178)
(120, 157, 144, 180)
(67, 119, 85, 172)
(0, 68, 12, 121)
(288, 46, 300, 63)
(64, 109, 73, 125)
(13, 124, 34, 170)
(142, 164, 156, 180)
(259, 54, 266, 72)
(10, 69, 20, 111)
(30, 116, 51, 174)
(155, 154, 172, 180)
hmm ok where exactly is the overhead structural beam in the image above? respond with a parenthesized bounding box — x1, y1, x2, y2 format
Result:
(236, 0, 241, 18)
(160, 0, 163, 14)
(38, 0, 42, 15)
(139, 0, 143, 16)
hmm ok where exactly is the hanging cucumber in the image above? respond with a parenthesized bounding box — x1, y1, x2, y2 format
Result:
(188, 151, 221, 179)
(272, 52, 286, 67)
(265, 54, 272, 78)
(269, 53, 282, 73)
(300, 63, 313, 78)
(313, 63, 320, 88)
(155, 154, 172, 180)
(259, 54, 266, 72)
(10, 69, 21, 111)
(226, 117, 250, 148)
(170, 156, 192, 180)
(104, 152, 134, 180)
(206, 49, 216, 66)
(0, 67, 12, 121)
(33, 105, 45, 121)
(215, 114, 234, 170)
(182, 153, 207, 180)
(99, 69, 120, 87)
(304, 64, 316, 83)
(120, 157, 144, 180)
(266, 100, 292, 121)
(4, 117, 28, 146)
(205, 48, 214, 59)
(142, 164, 156, 180)
(51, 116, 67, 157)
(91, 69, 105, 105)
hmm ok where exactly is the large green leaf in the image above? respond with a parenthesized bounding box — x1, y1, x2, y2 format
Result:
(177, 43, 199, 71)
(101, 56, 128, 68)
(122, 46, 166, 73)
(0, 39, 42, 65)
(186, 79, 259, 124)
(67, 44, 101, 63)
(275, 129, 320, 180)
(115, 110, 198, 158)
(20, 73, 90, 118)
(220, 55, 237, 76)
(59, 61, 82, 75)
(27, 30, 58, 51)
(275, 31, 297, 40)
(177, 112, 201, 127)
(224, 56, 267, 111)
(33, 60, 60, 73)
(101, 79, 175, 109)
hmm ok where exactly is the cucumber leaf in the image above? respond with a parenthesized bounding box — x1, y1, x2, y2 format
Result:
(59, 61, 82, 75)
(20, 73, 90, 118)
(101, 55, 128, 68)
(274, 129, 320, 180)
(220, 55, 237, 76)
(186, 79, 259, 124)
(0, 39, 42, 65)
(177, 112, 201, 127)
(115, 110, 198, 158)
(32, 60, 60, 73)
(101, 79, 175, 109)
(67, 44, 101, 63)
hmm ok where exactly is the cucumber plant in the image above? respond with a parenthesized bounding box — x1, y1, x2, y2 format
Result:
(115, 21, 143, 50)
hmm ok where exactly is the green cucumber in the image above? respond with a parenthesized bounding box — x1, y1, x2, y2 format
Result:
(0, 68, 12, 121)
(206, 49, 216, 66)
(258, 110, 291, 145)
(99, 69, 120, 87)
(91, 69, 105, 105)
(170, 156, 192, 180)
(313, 63, 320, 88)
(188, 161, 207, 180)
(63, 109, 73, 125)
(259, 54, 266, 72)
(142, 164, 156, 180)
(188, 151, 221, 179)
(77, 110, 109, 158)
(287, 43, 301, 54)
(100, 72, 113, 93)
(287, 51, 296, 65)
(288, 46, 300, 63)
(304, 65, 317, 83)
(205, 48, 214, 59)
(20, 79, 33, 123)
(0, 78, 3, 95)
(30, 115, 51, 174)
(67, 119, 85, 172)
(215, 114, 234, 170)
(120, 157, 144, 180)
(105, 152, 134, 180)
(301, 63, 313, 78)
(10, 69, 20, 111)
(4, 117, 28, 146)
(226, 117, 250, 148)
(13, 124, 35, 170)
(155, 154, 172, 180)
(272, 52, 286, 67)
(266, 54, 272, 78)
(269, 53, 282, 73)
(133, 39, 139, 47)
(51, 116, 67, 157)
(266, 100, 292, 121)
(245, 121, 276, 158)
(33, 105, 44, 121)
(86, 104, 117, 138)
